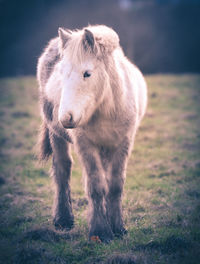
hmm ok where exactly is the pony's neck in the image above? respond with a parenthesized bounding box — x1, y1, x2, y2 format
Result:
(92, 49, 127, 122)
(102, 52, 126, 117)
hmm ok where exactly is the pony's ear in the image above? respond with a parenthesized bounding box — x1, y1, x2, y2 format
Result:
(82, 29, 95, 52)
(58, 28, 71, 49)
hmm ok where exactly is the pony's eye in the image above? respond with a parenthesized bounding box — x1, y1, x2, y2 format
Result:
(83, 71, 91, 78)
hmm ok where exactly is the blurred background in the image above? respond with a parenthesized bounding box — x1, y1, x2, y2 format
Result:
(0, 0, 200, 77)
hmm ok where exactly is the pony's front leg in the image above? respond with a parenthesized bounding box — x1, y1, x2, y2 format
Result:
(78, 141, 113, 242)
(106, 138, 130, 237)
(85, 153, 114, 242)
(50, 133, 74, 230)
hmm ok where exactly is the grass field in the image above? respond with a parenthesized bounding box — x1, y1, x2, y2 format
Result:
(0, 74, 200, 264)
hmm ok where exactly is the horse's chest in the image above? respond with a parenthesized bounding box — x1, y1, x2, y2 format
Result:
(85, 120, 126, 147)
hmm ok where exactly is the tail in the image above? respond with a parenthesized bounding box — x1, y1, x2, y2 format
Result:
(37, 121, 52, 162)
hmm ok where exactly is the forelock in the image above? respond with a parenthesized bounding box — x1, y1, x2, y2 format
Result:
(60, 25, 119, 65)
(62, 31, 95, 65)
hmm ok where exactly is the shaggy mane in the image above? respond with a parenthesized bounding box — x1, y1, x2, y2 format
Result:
(61, 25, 120, 65)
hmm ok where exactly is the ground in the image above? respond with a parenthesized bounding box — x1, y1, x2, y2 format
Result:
(0, 74, 200, 264)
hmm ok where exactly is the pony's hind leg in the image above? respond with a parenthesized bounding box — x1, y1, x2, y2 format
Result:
(106, 138, 130, 237)
(50, 133, 74, 230)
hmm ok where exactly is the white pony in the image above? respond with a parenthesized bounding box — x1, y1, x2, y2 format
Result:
(37, 25, 147, 242)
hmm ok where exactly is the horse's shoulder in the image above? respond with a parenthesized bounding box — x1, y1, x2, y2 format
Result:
(37, 37, 60, 88)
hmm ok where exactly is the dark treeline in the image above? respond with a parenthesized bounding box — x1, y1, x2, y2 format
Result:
(0, 0, 200, 77)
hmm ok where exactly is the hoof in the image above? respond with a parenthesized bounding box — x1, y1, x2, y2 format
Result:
(113, 227, 128, 238)
(53, 216, 74, 230)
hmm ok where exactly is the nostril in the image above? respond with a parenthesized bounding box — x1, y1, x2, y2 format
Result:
(69, 113, 73, 123)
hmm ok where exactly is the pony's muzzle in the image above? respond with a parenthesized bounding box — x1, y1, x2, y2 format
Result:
(59, 112, 76, 129)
